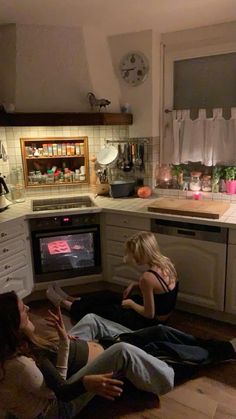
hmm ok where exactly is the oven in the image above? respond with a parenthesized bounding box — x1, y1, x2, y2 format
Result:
(29, 213, 101, 283)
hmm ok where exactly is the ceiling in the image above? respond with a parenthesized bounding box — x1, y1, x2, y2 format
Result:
(0, 0, 236, 35)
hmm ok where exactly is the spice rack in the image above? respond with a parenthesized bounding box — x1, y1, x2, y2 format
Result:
(20, 137, 89, 188)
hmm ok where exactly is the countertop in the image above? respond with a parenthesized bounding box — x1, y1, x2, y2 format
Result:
(2, 193, 236, 228)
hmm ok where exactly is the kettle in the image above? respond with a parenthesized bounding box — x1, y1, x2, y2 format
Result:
(0, 175, 10, 211)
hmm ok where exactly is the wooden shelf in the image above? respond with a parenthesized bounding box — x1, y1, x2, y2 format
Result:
(25, 155, 85, 160)
(21, 136, 89, 188)
(0, 110, 133, 126)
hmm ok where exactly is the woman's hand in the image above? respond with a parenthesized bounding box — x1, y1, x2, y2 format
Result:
(123, 282, 136, 299)
(82, 372, 123, 400)
(121, 299, 135, 309)
(46, 307, 68, 342)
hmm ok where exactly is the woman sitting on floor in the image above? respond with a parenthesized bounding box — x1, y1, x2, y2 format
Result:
(0, 291, 174, 419)
(1, 291, 236, 418)
(47, 231, 179, 330)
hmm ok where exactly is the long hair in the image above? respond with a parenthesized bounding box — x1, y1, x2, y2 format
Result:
(0, 292, 56, 377)
(0, 291, 22, 364)
(125, 231, 177, 281)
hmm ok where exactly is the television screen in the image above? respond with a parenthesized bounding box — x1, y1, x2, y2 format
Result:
(40, 232, 95, 273)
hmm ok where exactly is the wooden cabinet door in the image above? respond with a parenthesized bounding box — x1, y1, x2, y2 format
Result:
(0, 219, 34, 298)
(157, 234, 226, 311)
(106, 254, 144, 286)
(225, 244, 236, 315)
(0, 265, 33, 299)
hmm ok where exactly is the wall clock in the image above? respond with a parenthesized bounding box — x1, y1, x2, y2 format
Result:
(120, 52, 149, 86)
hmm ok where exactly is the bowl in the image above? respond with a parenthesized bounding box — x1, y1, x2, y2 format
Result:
(109, 180, 135, 198)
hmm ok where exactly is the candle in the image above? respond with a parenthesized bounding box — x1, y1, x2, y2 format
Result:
(193, 191, 202, 200)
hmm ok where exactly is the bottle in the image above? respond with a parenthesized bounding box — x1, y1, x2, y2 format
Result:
(201, 175, 212, 192)
(190, 171, 202, 191)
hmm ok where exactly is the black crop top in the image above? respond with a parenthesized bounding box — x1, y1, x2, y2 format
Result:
(148, 269, 179, 316)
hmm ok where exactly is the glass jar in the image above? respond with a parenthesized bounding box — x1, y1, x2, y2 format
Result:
(189, 171, 202, 191)
(8, 168, 26, 203)
(201, 175, 212, 192)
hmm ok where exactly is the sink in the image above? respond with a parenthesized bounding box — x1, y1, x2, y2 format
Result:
(32, 196, 96, 211)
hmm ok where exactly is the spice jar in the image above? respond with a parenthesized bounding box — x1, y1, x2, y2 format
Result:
(201, 175, 212, 192)
(190, 171, 202, 191)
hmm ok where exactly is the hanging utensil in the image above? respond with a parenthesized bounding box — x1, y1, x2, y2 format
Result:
(117, 144, 124, 170)
(123, 143, 132, 172)
(139, 143, 145, 172)
(135, 144, 143, 169)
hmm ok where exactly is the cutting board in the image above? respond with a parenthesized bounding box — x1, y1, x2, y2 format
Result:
(147, 198, 230, 219)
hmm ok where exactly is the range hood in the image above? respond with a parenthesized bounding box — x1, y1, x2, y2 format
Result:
(0, 109, 132, 127)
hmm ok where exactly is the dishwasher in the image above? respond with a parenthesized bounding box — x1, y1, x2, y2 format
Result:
(151, 219, 228, 312)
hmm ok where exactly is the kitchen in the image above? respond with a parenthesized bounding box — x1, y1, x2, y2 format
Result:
(1, 1, 236, 417)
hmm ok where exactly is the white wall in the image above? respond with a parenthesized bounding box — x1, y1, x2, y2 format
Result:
(0, 24, 161, 138)
(108, 30, 160, 137)
(0, 24, 16, 108)
(15, 24, 93, 112)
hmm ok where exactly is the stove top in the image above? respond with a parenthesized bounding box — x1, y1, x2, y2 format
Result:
(32, 196, 96, 211)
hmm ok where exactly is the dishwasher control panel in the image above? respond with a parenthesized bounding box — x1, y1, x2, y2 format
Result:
(151, 219, 228, 243)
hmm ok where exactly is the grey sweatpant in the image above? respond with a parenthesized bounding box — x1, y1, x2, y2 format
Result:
(69, 313, 174, 394)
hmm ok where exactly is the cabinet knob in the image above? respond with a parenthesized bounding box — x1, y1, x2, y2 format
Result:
(3, 248, 9, 253)
(6, 277, 12, 282)
(1, 232, 7, 237)
(123, 220, 128, 224)
(4, 265, 10, 269)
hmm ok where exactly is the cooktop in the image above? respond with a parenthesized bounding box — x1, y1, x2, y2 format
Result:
(32, 196, 96, 211)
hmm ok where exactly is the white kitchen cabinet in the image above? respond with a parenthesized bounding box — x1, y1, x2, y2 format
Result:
(157, 234, 226, 311)
(0, 218, 34, 298)
(103, 213, 150, 285)
(225, 229, 236, 315)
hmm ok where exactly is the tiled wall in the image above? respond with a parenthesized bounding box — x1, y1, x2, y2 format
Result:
(1, 125, 158, 197)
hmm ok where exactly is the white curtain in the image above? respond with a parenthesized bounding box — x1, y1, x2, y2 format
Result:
(162, 107, 236, 166)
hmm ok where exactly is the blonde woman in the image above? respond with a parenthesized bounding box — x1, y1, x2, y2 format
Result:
(47, 232, 178, 330)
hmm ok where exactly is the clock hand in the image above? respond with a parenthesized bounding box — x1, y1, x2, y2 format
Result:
(121, 67, 136, 72)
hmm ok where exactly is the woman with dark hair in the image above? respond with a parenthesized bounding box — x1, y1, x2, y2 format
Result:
(0, 291, 174, 418)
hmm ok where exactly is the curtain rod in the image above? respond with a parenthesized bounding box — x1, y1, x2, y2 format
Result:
(106, 138, 149, 144)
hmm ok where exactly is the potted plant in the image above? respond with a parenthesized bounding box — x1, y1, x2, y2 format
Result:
(224, 166, 236, 194)
(212, 166, 222, 193)
(171, 164, 184, 188)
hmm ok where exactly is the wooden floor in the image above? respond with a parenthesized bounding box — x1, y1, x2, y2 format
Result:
(29, 298, 236, 419)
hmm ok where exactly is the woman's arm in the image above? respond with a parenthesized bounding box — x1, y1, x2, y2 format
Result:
(123, 281, 139, 299)
(122, 275, 155, 319)
(39, 358, 123, 402)
(46, 308, 69, 379)
(18, 356, 54, 398)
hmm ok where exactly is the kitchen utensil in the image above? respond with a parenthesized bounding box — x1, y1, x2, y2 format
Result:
(147, 198, 230, 219)
(97, 145, 118, 166)
(116, 144, 125, 170)
(135, 144, 142, 169)
(139, 143, 145, 172)
(0, 175, 10, 211)
(109, 180, 136, 198)
(123, 143, 132, 172)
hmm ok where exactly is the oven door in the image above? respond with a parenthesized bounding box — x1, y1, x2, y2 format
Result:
(31, 225, 101, 282)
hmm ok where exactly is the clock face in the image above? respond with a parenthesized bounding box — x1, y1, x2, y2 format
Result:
(120, 52, 149, 86)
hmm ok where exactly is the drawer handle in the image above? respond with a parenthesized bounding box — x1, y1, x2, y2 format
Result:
(3, 248, 9, 253)
(4, 265, 10, 269)
(6, 277, 12, 282)
(1, 232, 7, 237)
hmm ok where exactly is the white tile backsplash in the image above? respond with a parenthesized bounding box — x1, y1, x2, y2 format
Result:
(3, 125, 132, 197)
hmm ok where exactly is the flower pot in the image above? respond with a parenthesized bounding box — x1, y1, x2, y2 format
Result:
(225, 180, 236, 194)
